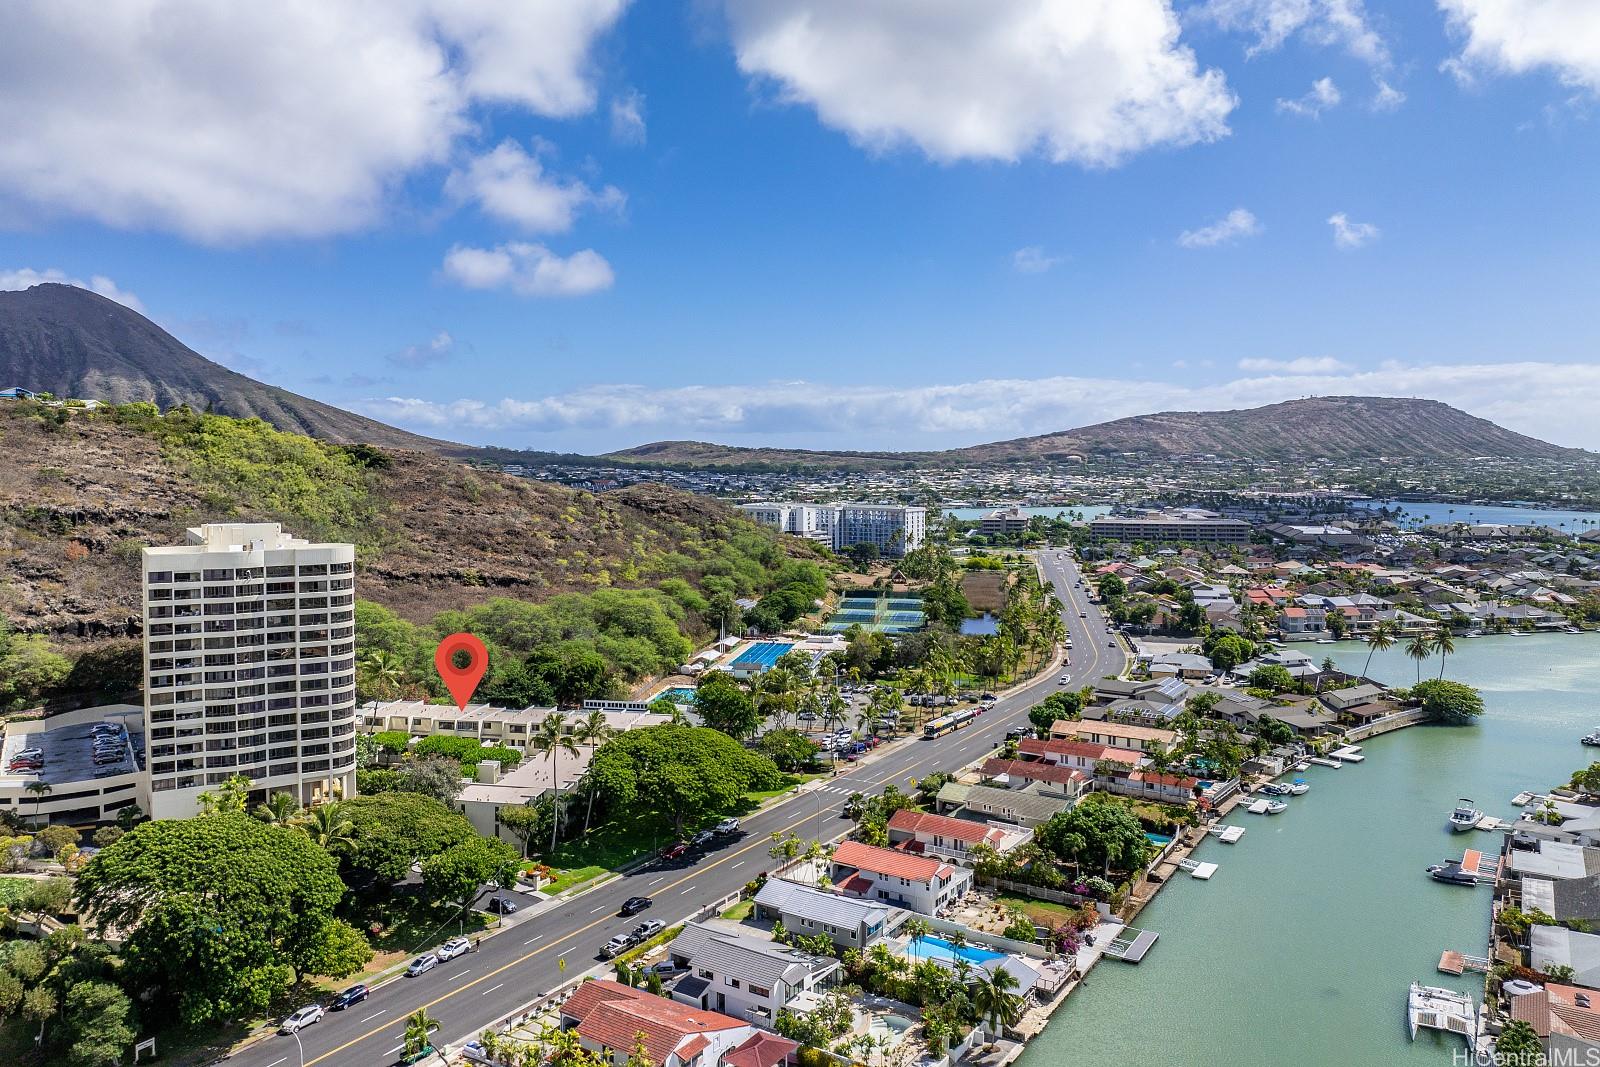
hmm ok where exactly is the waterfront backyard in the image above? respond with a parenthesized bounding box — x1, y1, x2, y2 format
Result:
(1016, 631, 1600, 1066)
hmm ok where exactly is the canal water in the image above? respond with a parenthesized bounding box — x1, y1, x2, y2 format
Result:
(1356, 500, 1600, 532)
(1016, 631, 1600, 1066)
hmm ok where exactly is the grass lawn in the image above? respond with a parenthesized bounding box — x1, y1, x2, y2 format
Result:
(996, 892, 1079, 929)
(357, 892, 493, 959)
(720, 898, 754, 921)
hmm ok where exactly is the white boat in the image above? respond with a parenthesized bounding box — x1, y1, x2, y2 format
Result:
(1288, 778, 1310, 795)
(1449, 798, 1483, 832)
(1264, 800, 1288, 815)
(1407, 982, 1478, 1049)
(1259, 782, 1292, 796)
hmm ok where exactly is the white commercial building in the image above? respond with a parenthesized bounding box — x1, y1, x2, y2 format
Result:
(143, 523, 358, 819)
(738, 502, 925, 558)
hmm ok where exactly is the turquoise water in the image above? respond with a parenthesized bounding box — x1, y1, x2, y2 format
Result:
(1145, 832, 1174, 845)
(657, 686, 696, 704)
(906, 935, 1007, 966)
(1018, 631, 1600, 1066)
(1358, 499, 1600, 531)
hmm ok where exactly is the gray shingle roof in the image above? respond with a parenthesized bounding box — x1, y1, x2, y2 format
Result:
(754, 878, 894, 930)
(668, 921, 836, 988)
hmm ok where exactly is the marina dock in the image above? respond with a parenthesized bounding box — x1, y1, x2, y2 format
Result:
(1308, 756, 1342, 768)
(1103, 926, 1160, 964)
(1330, 746, 1365, 763)
(1177, 858, 1218, 880)
(1207, 824, 1246, 843)
(1437, 951, 1490, 976)
(1246, 798, 1270, 814)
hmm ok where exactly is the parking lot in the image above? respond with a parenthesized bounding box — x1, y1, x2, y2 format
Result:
(2, 712, 145, 784)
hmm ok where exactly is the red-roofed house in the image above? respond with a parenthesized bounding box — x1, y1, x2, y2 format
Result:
(1017, 736, 1145, 775)
(1278, 604, 1325, 637)
(980, 757, 1090, 795)
(830, 839, 973, 915)
(885, 809, 1029, 863)
(560, 980, 763, 1067)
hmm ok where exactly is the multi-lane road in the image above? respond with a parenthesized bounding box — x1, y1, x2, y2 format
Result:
(233, 551, 1123, 1067)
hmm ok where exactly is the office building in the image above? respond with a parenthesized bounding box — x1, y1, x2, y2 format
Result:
(1088, 514, 1252, 545)
(143, 523, 358, 819)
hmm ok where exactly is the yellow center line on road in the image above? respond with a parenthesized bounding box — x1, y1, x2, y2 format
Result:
(311, 554, 1108, 1067)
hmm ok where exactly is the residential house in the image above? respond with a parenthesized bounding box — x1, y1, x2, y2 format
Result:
(1508, 985, 1600, 1063)
(558, 980, 783, 1067)
(1147, 652, 1213, 679)
(979, 757, 1090, 795)
(1531, 926, 1600, 991)
(829, 840, 973, 915)
(1048, 720, 1177, 755)
(667, 922, 840, 1025)
(936, 780, 1076, 828)
(752, 879, 899, 951)
(1018, 736, 1146, 775)
(885, 808, 1029, 863)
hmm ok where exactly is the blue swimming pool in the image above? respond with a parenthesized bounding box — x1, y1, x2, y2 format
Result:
(732, 641, 793, 670)
(904, 935, 1006, 967)
(1146, 832, 1173, 846)
(656, 686, 697, 705)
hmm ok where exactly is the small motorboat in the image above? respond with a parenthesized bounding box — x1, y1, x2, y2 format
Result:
(1582, 731, 1600, 747)
(1426, 861, 1480, 885)
(1288, 778, 1310, 795)
(1264, 800, 1288, 815)
(1449, 799, 1483, 832)
(1259, 782, 1292, 796)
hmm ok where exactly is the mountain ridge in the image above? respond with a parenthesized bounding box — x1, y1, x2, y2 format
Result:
(600, 396, 1591, 470)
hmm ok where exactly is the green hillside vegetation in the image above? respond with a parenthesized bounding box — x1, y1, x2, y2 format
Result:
(0, 400, 828, 712)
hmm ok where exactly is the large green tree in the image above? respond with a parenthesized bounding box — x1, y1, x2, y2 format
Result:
(74, 814, 360, 1025)
(331, 792, 479, 888)
(1038, 797, 1153, 876)
(1412, 678, 1485, 724)
(588, 725, 783, 833)
(695, 671, 761, 739)
(421, 835, 519, 907)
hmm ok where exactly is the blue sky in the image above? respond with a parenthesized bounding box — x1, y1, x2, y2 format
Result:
(3, 1, 1599, 453)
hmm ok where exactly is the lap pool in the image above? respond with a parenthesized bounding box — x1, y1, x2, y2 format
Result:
(904, 935, 1007, 967)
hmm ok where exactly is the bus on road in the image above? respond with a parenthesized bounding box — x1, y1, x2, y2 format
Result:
(923, 708, 977, 739)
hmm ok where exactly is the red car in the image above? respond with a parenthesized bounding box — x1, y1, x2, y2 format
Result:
(661, 842, 690, 861)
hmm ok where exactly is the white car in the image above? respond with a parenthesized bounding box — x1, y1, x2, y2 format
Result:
(715, 818, 741, 834)
(437, 936, 471, 961)
(406, 953, 439, 976)
(280, 1005, 324, 1034)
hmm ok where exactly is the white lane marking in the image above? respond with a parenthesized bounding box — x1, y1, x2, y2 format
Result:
(482, 982, 504, 996)
(648, 876, 665, 885)
(386, 1046, 403, 1056)
(524, 934, 544, 945)
(590, 905, 606, 913)
(730, 860, 744, 869)
(448, 969, 471, 981)
(680, 884, 696, 894)
(358, 1010, 387, 1022)
(265, 1058, 288, 1067)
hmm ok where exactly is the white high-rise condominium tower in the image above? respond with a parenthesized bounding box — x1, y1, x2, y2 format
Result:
(142, 523, 358, 819)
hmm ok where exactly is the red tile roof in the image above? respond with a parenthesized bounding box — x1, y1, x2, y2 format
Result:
(724, 1033, 799, 1067)
(1281, 607, 1307, 618)
(887, 809, 1004, 846)
(562, 980, 744, 1067)
(833, 840, 951, 883)
(1131, 770, 1199, 790)
(1018, 737, 1140, 764)
(981, 757, 1086, 787)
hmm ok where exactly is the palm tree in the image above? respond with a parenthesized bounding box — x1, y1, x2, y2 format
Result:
(404, 1008, 439, 1059)
(575, 709, 615, 832)
(1359, 621, 1394, 681)
(1405, 634, 1431, 685)
(531, 713, 579, 855)
(254, 791, 300, 825)
(1432, 627, 1457, 680)
(299, 803, 356, 851)
(969, 966, 1025, 1035)
(902, 916, 931, 954)
(358, 649, 408, 702)
(24, 781, 52, 826)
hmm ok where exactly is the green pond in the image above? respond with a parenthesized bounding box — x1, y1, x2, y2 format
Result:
(1016, 631, 1600, 1066)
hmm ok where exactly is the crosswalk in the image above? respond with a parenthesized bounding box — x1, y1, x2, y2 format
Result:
(814, 784, 859, 796)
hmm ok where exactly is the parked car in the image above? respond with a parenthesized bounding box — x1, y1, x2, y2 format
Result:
(620, 896, 653, 916)
(1005, 728, 1031, 741)
(328, 983, 369, 1010)
(601, 935, 634, 959)
(437, 936, 471, 961)
(632, 920, 666, 940)
(690, 830, 716, 847)
(486, 897, 518, 914)
(796, 711, 817, 721)
(280, 1005, 324, 1034)
(643, 959, 687, 977)
(714, 818, 741, 834)
(406, 954, 439, 976)
(981, 692, 997, 701)
(661, 842, 690, 861)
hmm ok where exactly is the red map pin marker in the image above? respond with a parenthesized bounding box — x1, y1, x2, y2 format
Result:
(435, 632, 488, 711)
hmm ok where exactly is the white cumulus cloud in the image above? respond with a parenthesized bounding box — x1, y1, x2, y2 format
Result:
(610, 91, 647, 145)
(721, 0, 1236, 167)
(444, 140, 623, 233)
(1178, 207, 1262, 247)
(1276, 76, 1342, 117)
(355, 360, 1600, 450)
(1012, 247, 1063, 274)
(1328, 212, 1380, 249)
(1237, 356, 1351, 373)
(1195, 0, 1388, 64)
(441, 242, 615, 297)
(0, 267, 144, 312)
(0, 1, 628, 243)
(1438, 0, 1600, 94)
